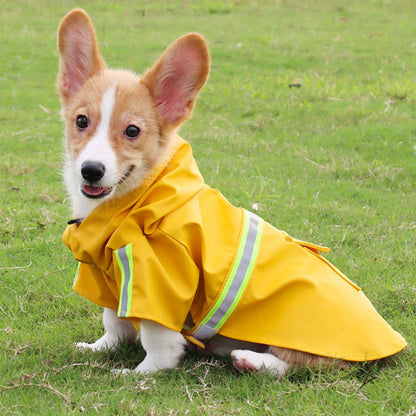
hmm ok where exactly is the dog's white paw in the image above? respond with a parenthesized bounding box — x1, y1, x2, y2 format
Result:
(75, 341, 113, 352)
(75, 341, 97, 351)
(110, 360, 162, 376)
(231, 349, 289, 377)
(111, 368, 132, 376)
(75, 334, 120, 352)
(133, 358, 166, 374)
(75, 341, 108, 352)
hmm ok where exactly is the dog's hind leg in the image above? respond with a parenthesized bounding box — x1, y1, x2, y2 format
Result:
(231, 349, 289, 377)
(231, 346, 348, 377)
(76, 307, 137, 352)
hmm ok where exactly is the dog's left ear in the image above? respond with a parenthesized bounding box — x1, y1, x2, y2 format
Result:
(141, 33, 210, 129)
(57, 9, 105, 103)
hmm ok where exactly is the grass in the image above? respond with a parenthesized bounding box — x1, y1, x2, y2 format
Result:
(0, 0, 415, 414)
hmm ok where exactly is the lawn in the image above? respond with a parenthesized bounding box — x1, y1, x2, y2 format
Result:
(0, 0, 415, 414)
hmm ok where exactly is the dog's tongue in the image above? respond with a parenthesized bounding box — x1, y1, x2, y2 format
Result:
(82, 184, 112, 197)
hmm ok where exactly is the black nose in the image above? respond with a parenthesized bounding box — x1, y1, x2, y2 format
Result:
(81, 161, 106, 182)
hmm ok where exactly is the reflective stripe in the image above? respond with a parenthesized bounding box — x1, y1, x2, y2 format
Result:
(192, 210, 263, 340)
(73, 262, 81, 287)
(115, 243, 134, 318)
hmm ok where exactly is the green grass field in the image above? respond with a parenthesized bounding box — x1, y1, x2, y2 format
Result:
(1, 0, 415, 414)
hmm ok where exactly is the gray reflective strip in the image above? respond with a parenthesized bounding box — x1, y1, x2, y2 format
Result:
(192, 211, 263, 340)
(116, 245, 132, 318)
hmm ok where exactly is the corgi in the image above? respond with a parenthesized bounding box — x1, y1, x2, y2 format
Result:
(57, 9, 406, 376)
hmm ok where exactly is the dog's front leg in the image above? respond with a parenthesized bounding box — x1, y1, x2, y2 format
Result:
(118, 319, 187, 375)
(76, 307, 137, 352)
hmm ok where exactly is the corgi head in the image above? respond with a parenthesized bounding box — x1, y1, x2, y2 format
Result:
(57, 9, 209, 218)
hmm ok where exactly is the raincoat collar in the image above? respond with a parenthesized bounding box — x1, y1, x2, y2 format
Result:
(63, 136, 205, 266)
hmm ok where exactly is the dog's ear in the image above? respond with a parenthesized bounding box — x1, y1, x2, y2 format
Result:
(57, 9, 105, 101)
(141, 33, 210, 129)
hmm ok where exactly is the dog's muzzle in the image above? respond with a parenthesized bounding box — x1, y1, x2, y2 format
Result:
(80, 161, 113, 199)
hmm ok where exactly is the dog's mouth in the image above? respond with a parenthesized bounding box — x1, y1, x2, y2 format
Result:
(81, 185, 113, 199)
(80, 166, 135, 199)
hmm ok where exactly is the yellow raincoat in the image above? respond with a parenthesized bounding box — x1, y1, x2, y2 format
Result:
(63, 137, 407, 361)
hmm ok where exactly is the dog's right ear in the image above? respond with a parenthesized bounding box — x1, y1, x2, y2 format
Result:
(57, 9, 105, 102)
(141, 33, 210, 130)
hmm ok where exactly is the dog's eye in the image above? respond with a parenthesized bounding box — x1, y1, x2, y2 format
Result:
(76, 115, 89, 130)
(124, 125, 141, 139)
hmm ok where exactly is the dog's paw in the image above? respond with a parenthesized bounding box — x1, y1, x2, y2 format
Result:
(110, 363, 158, 375)
(75, 341, 110, 352)
(231, 350, 288, 377)
(75, 341, 98, 351)
(75, 333, 121, 352)
(111, 368, 132, 376)
(133, 359, 163, 374)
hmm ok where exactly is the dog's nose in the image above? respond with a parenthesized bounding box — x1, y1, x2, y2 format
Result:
(81, 161, 106, 182)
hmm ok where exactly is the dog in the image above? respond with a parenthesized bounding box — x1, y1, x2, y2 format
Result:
(57, 9, 407, 376)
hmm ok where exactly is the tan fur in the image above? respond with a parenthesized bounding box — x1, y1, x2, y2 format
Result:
(270, 346, 349, 371)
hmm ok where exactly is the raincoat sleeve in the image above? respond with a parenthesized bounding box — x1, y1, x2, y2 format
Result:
(112, 229, 201, 332)
(73, 262, 119, 311)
